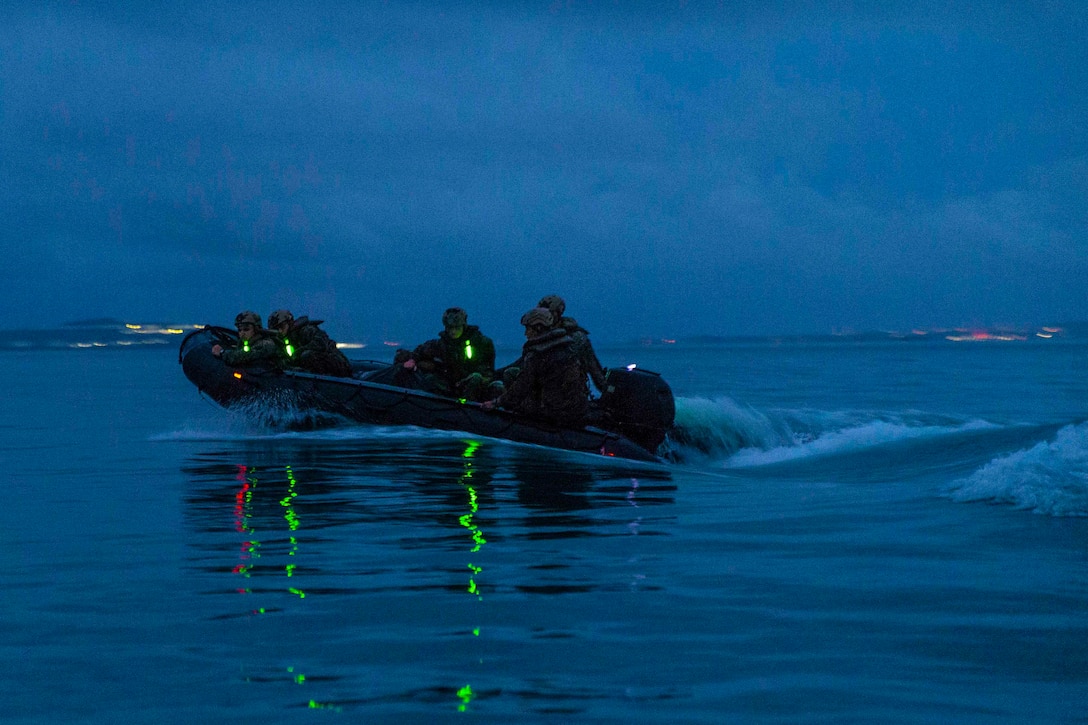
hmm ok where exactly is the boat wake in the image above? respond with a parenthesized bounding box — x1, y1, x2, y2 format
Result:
(666, 395, 998, 466)
(668, 396, 1088, 516)
(156, 393, 366, 442)
(158, 398, 662, 466)
(944, 422, 1088, 517)
(161, 392, 1088, 514)
(663, 396, 793, 459)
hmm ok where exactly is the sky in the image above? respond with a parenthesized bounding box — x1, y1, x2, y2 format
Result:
(3, 1, 1086, 344)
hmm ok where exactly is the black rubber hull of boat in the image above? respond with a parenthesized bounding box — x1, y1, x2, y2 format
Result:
(179, 327, 664, 463)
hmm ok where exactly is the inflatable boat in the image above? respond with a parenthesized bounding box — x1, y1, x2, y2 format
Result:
(179, 327, 675, 463)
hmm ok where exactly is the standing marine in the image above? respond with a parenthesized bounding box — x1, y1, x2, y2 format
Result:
(268, 309, 354, 378)
(212, 311, 284, 369)
(400, 307, 496, 401)
(536, 294, 607, 392)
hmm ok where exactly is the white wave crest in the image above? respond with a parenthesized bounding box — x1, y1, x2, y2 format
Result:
(944, 423, 1088, 516)
(667, 396, 997, 467)
(726, 418, 996, 468)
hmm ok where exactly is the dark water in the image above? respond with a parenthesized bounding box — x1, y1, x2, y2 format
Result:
(3, 344, 1087, 723)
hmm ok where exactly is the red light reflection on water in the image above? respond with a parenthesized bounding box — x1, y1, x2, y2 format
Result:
(233, 466, 256, 594)
(234, 466, 251, 533)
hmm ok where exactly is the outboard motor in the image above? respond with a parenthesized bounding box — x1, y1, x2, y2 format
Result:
(596, 366, 675, 453)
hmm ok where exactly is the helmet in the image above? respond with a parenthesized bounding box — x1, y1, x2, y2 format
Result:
(520, 307, 554, 329)
(268, 309, 294, 329)
(235, 310, 262, 328)
(537, 294, 566, 318)
(442, 307, 468, 329)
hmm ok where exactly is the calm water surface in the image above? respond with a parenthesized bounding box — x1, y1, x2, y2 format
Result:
(3, 343, 1087, 723)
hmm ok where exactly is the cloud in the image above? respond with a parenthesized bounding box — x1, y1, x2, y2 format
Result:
(3, 2, 1086, 339)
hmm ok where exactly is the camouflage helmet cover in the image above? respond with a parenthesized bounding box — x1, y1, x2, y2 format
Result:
(268, 309, 294, 329)
(520, 307, 555, 330)
(442, 307, 468, 329)
(537, 294, 566, 318)
(235, 310, 262, 328)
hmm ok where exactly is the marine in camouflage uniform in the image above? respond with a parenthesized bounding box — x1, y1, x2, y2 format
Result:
(214, 311, 284, 369)
(536, 294, 607, 392)
(268, 309, 354, 378)
(491, 307, 589, 427)
(405, 307, 496, 401)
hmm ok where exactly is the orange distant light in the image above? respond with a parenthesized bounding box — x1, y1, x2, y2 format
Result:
(233, 372, 243, 379)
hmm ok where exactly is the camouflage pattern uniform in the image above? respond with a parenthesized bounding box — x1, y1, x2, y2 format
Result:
(495, 327, 588, 427)
(411, 324, 496, 400)
(556, 316, 607, 392)
(280, 317, 354, 377)
(221, 330, 284, 369)
(534, 295, 607, 392)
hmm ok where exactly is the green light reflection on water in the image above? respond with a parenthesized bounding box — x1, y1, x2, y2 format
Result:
(282, 466, 300, 532)
(458, 446, 486, 595)
(281, 466, 302, 592)
(308, 700, 342, 712)
(232, 467, 330, 708)
(232, 465, 308, 600)
(457, 684, 474, 712)
(456, 441, 486, 711)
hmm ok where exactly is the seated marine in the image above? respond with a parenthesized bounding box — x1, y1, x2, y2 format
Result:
(267, 309, 354, 378)
(211, 311, 284, 369)
(399, 307, 496, 401)
(483, 307, 589, 427)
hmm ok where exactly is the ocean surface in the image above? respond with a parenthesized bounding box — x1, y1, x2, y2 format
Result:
(3, 340, 1087, 724)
